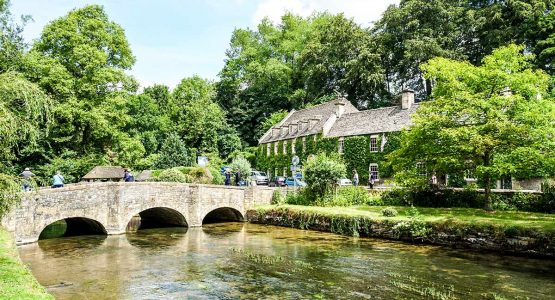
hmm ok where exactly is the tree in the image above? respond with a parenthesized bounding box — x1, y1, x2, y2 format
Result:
(154, 133, 192, 169)
(171, 76, 226, 153)
(304, 152, 347, 199)
(0, 71, 51, 171)
(217, 13, 387, 145)
(373, 0, 467, 98)
(29, 5, 137, 157)
(388, 45, 555, 209)
(0, 0, 30, 73)
(255, 110, 288, 141)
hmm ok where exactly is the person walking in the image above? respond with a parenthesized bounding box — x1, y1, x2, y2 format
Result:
(368, 173, 375, 189)
(52, 171, 65, 188)
(235, 169, 241, 186)
(352, 170, 359, 186)
(19, 167, 35, 192)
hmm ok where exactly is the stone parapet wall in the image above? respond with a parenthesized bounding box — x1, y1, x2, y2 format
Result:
(2, 182, 275, 244)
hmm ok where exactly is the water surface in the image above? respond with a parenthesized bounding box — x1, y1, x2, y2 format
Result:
(18, 223, 555, 299)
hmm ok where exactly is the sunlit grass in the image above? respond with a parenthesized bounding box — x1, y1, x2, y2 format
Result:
(0, 228, 53, 300)
(257, 205, 555, 232)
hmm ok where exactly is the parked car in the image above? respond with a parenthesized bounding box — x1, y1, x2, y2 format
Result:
(337, 178, 353, 186)
(250, 170, 269, 185)
(284, 177, 307, 187)
(268, 176, 286, 187)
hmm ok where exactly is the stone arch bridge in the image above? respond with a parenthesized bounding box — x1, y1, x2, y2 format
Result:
(2, 182, 275, 245)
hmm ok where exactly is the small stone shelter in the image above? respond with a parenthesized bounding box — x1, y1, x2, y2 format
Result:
(82, 166, 125, 182)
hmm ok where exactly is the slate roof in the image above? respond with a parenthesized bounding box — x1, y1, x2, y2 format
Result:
(259, 98, 358, 143)
(135, 170, 152, 182)
(82, 166, 125, 180)
(327, 104, 419, 138)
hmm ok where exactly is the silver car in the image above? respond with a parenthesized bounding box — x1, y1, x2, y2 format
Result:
(250, 171, 269, 185)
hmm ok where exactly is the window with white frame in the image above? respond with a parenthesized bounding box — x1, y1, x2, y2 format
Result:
(369, 135, 378, 152)
(274, 168, 278, 178)
(266, 143, 270, 156)
(369, 163, 379, 180)
(292, 139, 296, 154)
(274, 142, 278, 155)
(283, 140, 288, 154)
(338, 137, 344, 154)
(302, 137, 306, 152)
(416, 162, 427, 177)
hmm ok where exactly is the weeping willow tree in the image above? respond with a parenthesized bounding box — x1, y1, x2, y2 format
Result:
(0, 71, 51, 216)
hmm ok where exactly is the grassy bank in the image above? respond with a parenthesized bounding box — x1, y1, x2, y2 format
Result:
(0, 228, 53, 300)
(248, 205, 555, 258)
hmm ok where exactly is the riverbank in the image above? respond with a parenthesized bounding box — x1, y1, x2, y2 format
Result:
(0, 227, 53, 300)
(247, 205, 555, 258)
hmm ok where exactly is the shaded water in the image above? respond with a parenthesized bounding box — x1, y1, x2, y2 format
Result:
(18, 223, 555, 299)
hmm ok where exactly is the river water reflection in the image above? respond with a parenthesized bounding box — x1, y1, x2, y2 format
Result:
(18, 223, 555, 299)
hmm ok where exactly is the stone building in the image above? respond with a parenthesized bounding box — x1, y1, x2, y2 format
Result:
(256, 90, 417, 186)
(256, 90, 549, 191)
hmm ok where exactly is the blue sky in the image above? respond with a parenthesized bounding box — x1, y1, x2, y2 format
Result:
(11, 0, 399, 90)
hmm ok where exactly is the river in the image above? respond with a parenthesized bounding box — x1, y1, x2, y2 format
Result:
(18, 223, 555, 299)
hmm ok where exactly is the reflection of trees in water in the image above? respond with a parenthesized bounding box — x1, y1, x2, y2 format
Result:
(37, 235, 107, 254)
(201, 222, 245, 237)
(125, 227, 188, 249)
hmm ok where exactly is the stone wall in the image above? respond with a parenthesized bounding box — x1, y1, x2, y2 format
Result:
(2, 182, 274, 244)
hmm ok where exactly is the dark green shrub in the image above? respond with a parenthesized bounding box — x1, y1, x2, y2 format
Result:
(155, 168, 187, 182)
(381, 207, 398, 217)
(271, 190, 285, 205)
(285, 190, 313, 206)
(504, 226, 520, 238)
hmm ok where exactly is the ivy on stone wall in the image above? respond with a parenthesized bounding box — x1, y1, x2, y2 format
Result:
(256, 132, 401, 181)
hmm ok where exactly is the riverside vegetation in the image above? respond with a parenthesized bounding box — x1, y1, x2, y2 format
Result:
(0, 229, 52, 300)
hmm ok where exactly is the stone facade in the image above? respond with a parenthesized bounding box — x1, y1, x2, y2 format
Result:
(2, 182, 274, 245)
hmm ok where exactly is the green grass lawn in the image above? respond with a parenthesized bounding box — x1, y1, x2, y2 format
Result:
(257, 204, 555, 232)
(0, 228, 53, 300)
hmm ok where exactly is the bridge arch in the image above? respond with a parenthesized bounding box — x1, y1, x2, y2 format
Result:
(39, 217, 107, 240)
(126, 207, 188, 231)
(202, 207, 244, 224)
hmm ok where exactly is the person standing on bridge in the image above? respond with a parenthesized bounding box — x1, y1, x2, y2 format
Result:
(224, 169, 231, 186)
(19, 167, 35, 192)
(235, 169, 241, 186)
(52, 170, 65, 188)
(124, 169, 135, 182)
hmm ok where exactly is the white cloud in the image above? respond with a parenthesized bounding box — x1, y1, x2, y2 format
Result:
(252, 0, 399, 27)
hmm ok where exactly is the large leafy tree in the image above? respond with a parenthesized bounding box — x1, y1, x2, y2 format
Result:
(0, 0, 30, 72)
(171, 76, 229, 154)
(217, 13, 385, 145)
(388, 45, 555, 209)
(374, 0, 555, 98)
(29, 5, 138, 158)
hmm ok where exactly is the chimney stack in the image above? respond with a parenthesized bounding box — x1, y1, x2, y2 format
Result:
(401, 89, 415, 110)
(335, 100, 346, 118)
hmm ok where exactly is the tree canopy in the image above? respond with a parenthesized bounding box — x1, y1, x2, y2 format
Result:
(388, 45, 555, 209)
